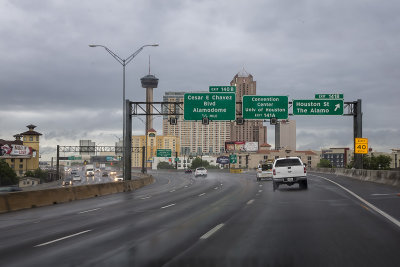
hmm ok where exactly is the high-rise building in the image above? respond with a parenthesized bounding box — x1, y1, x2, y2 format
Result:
(275, 119, 296, 151)
(131, 129, 180, 168)
(230, 69, 267, 144)
(162, 92, 230, 155)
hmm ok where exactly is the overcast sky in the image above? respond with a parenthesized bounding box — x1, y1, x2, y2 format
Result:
(1, 0, 399, 160)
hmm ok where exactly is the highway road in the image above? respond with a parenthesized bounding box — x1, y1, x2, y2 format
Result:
(1, 170, 400, 266)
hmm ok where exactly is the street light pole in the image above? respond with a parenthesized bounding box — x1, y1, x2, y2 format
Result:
(89, 44, 159, 178)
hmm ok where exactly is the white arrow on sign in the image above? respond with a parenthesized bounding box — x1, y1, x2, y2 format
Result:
(334, 104, 340, 111)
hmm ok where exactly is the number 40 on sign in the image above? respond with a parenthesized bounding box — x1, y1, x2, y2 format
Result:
(355, 138, 368, 154)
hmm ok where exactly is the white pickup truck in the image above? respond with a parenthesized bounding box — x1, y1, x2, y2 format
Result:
(272, 157, 307, 191)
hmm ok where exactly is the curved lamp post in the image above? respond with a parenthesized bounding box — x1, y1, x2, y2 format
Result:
(89, 44, 159, 178)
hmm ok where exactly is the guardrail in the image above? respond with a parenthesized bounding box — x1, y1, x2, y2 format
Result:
(310, 168, 400, 188)
(0, 176, 154, 213)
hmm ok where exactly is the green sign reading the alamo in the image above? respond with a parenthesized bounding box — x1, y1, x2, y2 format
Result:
(242, 95, 288, 119)
(293, 99, 344, 115)
(184, 93, 236, 121)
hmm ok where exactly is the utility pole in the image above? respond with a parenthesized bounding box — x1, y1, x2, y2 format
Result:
(175, 151, 178, 169)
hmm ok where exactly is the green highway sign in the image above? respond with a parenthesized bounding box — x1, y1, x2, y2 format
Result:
(184, 93, 236, 121)
(293, 99, 344, 115)
(242, 95, 288, 119)
(209, 86, 236, 93)
(315, 94, 344, 99)
(229, 154, 237, 164)
(156, 149, 172, 157)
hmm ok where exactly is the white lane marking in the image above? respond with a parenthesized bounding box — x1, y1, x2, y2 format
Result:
(259, 184, 263, 187)
(258, 190, 263, 193)
(371, 193, 390, 196)
(316, 175, 400, 229)
(184, 185, 188, 188)
(34, 230, 92, 247)
(161, 203, 176, 209)
(199, 193, 206, 197)
(140, 196, 151, 200)
(169, 189, 176, 192)
(78, 208, 100, 214)
(214, 187, 219, 190)
(200, 223, 224, 239)
(247, 199, 255, 205)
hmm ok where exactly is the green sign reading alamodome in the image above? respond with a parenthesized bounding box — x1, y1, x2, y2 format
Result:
(184, 93, 236, 121)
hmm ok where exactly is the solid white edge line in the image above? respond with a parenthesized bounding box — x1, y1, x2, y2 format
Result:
(247, 199, 255, 205)
(34, 230, 92, 247)
(161, 203, 176, 209)
(200, 223, 224, 239)
(315, 175, 400, 229)
(78, 208, 100, 214)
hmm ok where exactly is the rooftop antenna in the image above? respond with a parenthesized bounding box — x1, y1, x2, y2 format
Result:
(148, 55, 151, 75)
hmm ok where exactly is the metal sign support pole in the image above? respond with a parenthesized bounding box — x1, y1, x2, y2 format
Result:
(124, 100, 132, 180)
(353, 99, 363, 169)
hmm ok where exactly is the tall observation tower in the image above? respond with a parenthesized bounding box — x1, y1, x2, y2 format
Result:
(140, 61, 159, 133)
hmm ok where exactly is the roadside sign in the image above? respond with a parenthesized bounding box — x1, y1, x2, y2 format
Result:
(315, 94, 344, 99)
(184, 93, 236, 121)
(217, 156, 230, 164)
(293, 99, 343, 115)
(209, 86, 236, 93)
(229, 154, 237, 164)
(355, 138, 368, 154)
(242, 95, 288, 119)
(157, 149, 171, 157)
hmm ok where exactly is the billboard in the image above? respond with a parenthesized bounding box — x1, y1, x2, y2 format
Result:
(0, 144, 33, 157)
(216, 156, 230, 165)
(225, 141, 259, 152)
(244, 142, 259, 152)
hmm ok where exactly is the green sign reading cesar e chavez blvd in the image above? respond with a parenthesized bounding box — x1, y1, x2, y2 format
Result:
(184, 93, 236, 121)
(157, 149, 171, 157)
(242, 95, 288, 119)
(293, 99, 343, 115)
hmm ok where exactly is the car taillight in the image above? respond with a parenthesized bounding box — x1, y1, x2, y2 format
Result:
(304, 167, 307, 173)
(273, 169, 276, 175)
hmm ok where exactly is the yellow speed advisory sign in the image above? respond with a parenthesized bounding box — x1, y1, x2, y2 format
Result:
(355, 138, 368, 154)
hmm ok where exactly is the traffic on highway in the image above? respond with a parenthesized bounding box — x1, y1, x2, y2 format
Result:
(0, 169, 399, 266)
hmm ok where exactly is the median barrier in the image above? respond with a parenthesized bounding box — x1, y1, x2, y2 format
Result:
(0, 175, 154, 213)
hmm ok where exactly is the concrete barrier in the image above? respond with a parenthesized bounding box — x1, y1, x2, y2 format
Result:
(311, 168, 400, 188)
(0, 176, 153, 213)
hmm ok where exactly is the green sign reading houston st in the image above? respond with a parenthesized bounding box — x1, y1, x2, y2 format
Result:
(184, 93, 236, 121)
(242, 95, 289, 119)
(293, 99, 344, 115)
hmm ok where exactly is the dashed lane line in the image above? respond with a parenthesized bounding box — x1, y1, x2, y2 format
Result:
(161, 203, 176, 209)
(78, 208, 101, 214)
(200, 224, 224, 239)
(247, 199, 255, 205)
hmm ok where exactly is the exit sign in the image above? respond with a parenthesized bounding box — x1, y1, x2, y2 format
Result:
(315, 94, 344, 99)
(209, 86, 236, 93)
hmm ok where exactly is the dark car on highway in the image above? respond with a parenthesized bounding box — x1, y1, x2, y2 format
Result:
(0, 186, 23, 193)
